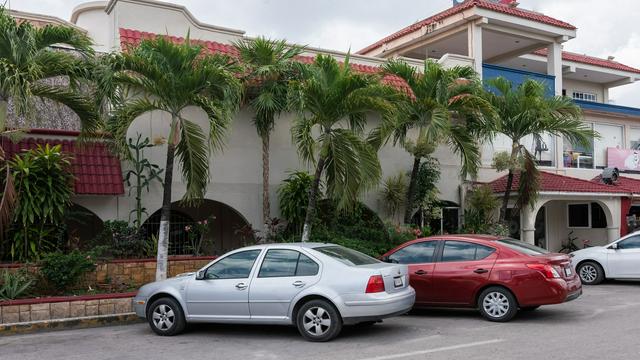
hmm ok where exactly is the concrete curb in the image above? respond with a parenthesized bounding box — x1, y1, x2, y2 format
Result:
(0, 313, 143, 336)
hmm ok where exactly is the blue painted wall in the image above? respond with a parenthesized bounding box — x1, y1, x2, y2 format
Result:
(482, 63, 555, 97)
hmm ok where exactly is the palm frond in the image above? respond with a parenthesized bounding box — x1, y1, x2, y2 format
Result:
(175, 118, 210, 203)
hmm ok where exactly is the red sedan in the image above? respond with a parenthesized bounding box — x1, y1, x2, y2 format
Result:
(381, 235, 582, 322)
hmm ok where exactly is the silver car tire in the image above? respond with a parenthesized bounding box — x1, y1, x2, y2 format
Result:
(296, 299, 342, 342)
(477, 287, 518, 322)
(577, 261, 604, 285)
(147, 297, 186, 336)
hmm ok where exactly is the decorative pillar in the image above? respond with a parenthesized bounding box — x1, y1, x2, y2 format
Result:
(547, 42, 562, 96)
(468, 22, 483, 78)
(521, 205, 536, 245)
(607, 226, 620, 243)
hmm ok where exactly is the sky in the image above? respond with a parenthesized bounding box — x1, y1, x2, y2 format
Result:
(9, 0, 640, 106)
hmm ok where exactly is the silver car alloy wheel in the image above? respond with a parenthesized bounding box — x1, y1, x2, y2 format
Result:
(580, 264, 598, 283)
(483, 292, 510, 318)
(303, 307, 332, 336)
(152, 304, 175, 331)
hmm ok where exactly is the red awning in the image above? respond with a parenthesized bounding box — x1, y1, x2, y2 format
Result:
(1, 137, 124, 195)
(487, 171, 631, 195)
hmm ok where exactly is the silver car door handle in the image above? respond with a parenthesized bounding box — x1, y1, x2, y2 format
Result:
(235, 282, 248, 290)
(292, 281, 306, 287)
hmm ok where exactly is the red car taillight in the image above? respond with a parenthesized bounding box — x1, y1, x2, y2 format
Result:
(365, 275, 385, 293)
(526, 263, 560, 279)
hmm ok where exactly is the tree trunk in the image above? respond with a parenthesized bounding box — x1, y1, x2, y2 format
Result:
(403, 156, 421, 225)
(498, 144, 520, 223)
(155, 141, 176, 281)
(261, 134, 270, 241)
(301, 156, 325, 242)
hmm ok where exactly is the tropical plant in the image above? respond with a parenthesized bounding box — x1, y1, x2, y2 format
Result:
(277, 171, 318, 235)
(91, 220, 146, 259)
(288, 54, 397, 241)
(234, 37, 305, 232)
(105, 35, 242, 280)
(0, 269, 34, 300)
(413, 155, 441, 227)
(0, 7, 99, 133)
(184, 216, 214, 256)
(482, 77, 594, 222)
(380, 172, 407, 223)
(383, 59, 492, 224)
(8, 144, 74, 261)
(463, 185, 500, 234)
(39, 251, 95, 293)
(124, 134, 163, 228)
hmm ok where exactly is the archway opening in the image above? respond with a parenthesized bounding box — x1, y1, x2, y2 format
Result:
(66, 203, 104, 250)
(141, 200, 252, 256)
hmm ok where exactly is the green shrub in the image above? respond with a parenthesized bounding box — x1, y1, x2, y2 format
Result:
(39, 251, 96, 293)
(278, 171, 317, 235)
(0, 270, 34, 301)
(91, 220, 146, 258)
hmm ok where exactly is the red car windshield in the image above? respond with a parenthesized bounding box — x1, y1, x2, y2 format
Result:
(497, 239, 550, 256)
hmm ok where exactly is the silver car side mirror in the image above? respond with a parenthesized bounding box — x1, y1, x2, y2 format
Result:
(196, 270, 206, 280)
(610, 243, 619, 250)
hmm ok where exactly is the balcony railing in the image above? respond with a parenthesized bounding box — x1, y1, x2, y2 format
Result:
(482, 63, 555, 96)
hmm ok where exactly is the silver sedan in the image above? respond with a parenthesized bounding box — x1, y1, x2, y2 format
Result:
(133, 243, 415, 341)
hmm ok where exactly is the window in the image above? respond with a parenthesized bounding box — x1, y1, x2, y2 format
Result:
(572, 91, 597, 102)
(314, 246, 379, 266)
(591, 203, 607, 228)
(441, 241, 495, 262)
(617, 236, 640, 249)
(258, 249, 319, 278)
(388, 241, 438, 264)
(564, 125, 594, 169)
(594, 124, 623, 168)
(523, 133, 556, 167)
(568, 203, 590, 228)
(205, 250, 261, 279)
(629, 127, 640, 150)
(497, 239, 550, 255)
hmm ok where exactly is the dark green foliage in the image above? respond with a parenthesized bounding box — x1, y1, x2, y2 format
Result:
(8, 144, 74, 261)
(39, 251, 96, 293)
(0, 269, 34, 300)
(90, 220, 146, 259)
(278, 171, 317, 235)
(412, 156, 441, 224)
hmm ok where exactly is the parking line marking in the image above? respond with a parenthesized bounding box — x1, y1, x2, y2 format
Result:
(357, 339, 505, 360)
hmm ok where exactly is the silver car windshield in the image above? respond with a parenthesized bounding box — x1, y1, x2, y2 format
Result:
(314, 246, 379, 266)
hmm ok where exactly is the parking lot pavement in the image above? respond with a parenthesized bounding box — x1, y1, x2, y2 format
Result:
(2, 282, 640, 360)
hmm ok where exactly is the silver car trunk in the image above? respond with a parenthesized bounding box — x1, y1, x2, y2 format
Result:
(357, 263, 409, 294)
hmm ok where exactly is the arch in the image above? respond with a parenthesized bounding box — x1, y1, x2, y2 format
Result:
(141, 199, 252, 256)
(66, 203, 104, 249)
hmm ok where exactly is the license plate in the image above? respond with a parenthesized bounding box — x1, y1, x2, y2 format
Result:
(565, 267, 573, 277)
(394, 277, 403, 288)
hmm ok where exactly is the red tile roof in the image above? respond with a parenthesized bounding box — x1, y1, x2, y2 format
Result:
(487, 171, 630, 194)
(357, 0, 576, 55)
(1, 137, 124, 195)
(533, 48, 640, 75)
(591, 175, 640, 193)
(118, 28, 411, 94)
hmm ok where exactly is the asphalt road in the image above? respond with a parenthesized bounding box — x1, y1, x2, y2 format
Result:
(2, 282, 640, 360)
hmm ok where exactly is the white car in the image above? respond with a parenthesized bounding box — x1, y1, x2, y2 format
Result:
(571, 232, 640, 285)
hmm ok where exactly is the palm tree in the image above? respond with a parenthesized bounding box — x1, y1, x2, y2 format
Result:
(383, 59, 492, 224)
(483, 77, 594, 222)
(234, 37, 304, 236)
(0, 8, 98, 133)
(289, 54, 397, 242)
(106, 35, 242, 280)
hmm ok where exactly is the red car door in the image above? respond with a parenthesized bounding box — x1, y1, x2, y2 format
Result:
(386, 240, 440, 305)
(430, 240, 498, 305)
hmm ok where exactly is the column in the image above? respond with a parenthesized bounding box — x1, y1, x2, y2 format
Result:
(607, 227, 620, 243)
(521, 205, 536, 245)
(547, 42, 562, 96)
(468, 23, 483, 78)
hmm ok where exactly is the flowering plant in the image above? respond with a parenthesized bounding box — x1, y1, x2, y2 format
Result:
(185, 216, 215, 255)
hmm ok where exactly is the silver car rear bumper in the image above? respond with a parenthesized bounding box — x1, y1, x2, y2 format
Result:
(338, 287, 416, 324)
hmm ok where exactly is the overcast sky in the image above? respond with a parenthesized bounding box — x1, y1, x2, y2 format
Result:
(10, 0, 640, 106)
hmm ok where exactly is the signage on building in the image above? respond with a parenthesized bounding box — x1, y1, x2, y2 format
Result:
(607, 147, 640, 171)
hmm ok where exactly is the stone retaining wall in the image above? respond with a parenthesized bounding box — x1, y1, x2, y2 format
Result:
(0, 293, 136, 325)
(0, 256, 215, 289)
